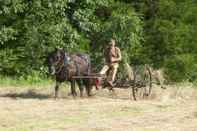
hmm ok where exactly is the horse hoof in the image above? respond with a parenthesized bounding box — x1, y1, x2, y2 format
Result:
(108, 87, 114, 92)
(144, 93, 149, 96)
(88, 93, 96, 97)
(67, 92, 72, 96)
(54, 97, 58, 100)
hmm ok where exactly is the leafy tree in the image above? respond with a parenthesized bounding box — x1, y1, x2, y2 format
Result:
(0, 0, 196, 82)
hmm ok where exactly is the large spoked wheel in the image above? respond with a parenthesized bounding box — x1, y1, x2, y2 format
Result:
(132, 66, 152, 100)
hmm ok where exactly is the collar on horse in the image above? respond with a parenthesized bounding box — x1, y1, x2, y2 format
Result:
(54, 53, 71, 74)
(64, 53, 71, 65)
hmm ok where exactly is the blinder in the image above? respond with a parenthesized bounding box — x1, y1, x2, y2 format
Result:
(64, 53, 71, 65)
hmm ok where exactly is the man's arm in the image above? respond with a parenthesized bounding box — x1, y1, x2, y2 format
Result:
(116, 48, 122, 61)
(111, 47, 121, 62)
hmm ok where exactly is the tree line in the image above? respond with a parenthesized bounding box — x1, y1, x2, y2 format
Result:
(0, 0, 196, 82)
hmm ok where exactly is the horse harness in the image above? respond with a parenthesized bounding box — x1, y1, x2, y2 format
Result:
(55, 53, 86, 81)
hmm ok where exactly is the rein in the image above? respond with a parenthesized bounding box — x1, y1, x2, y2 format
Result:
(55, 60, 65, 74)
(53, 53, 88, 82)
(54, 53, 75, 75)
(54, 53, 70, 74)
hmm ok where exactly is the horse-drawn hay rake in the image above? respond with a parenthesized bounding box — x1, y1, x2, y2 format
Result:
(47, 49, 153, 99)
(72, 65, 152, 100)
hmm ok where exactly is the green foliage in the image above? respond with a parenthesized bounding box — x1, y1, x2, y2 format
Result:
(164, 54, 197, 82)
(138, 0, 197, 81)
(0, 0, 81, 75)
(0, 26, 17, 44)
(102, 2, 144, 63)
(0, 71, 52, 87)
(89, 2, 144, 69)
(0, 0, 197, 82)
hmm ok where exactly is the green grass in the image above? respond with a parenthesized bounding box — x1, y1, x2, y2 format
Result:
(0, 75, 53, 88)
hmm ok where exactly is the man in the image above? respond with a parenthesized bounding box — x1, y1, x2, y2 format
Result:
(100, 39, 122, 86)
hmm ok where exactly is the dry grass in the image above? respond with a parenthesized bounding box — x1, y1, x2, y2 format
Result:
(0, 84, 197, 131)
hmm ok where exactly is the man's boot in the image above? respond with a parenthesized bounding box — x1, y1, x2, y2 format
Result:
(107, 80, 114, 87)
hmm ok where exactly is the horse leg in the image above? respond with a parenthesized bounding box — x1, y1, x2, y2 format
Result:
(71, 80, 77, 97)
(109, 86, 115, 92)
(86, 85, 92, 96)
(77, 80, 84, 97)
(84, 79, 92, 97)
(79, 86, 84, 97)
(55, 81, 61, 99)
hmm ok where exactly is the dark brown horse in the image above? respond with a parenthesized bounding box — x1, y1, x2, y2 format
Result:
(46, 48, 92, 98)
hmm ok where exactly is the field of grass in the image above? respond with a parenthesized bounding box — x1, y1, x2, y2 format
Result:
(0, 81, 197, 131)
(0, 75, 53, 88)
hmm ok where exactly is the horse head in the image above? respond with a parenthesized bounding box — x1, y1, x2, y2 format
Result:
(47, 48, 66, 75)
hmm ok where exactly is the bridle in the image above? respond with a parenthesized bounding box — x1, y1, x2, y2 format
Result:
(52, 52, 68, 75)
(54, 59, 65, 74)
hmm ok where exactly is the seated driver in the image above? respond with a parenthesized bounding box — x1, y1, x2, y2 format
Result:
(99, 38, 122, 87)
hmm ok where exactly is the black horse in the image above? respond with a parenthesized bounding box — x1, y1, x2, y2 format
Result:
(46, 48, 92, 98)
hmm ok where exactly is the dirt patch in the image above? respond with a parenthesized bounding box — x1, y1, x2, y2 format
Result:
(0, 85, 197, 131)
